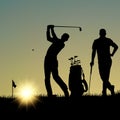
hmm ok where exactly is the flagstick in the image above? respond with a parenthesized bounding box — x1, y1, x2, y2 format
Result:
(12, 80, 14, 98)
(12, 80, 17, 98)
(12, 85, 13, 98)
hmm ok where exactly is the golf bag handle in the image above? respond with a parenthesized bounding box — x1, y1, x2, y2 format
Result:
(82, 79, 88, 92)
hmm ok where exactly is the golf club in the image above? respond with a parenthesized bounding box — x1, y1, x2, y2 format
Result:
(54, 25, 82, 31)
(73, 55, 78, 64)
(88, 65, 93, 95)
(68, 57, 74, 66)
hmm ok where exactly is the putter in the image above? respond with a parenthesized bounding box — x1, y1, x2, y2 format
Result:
(88, 65, 93, 95)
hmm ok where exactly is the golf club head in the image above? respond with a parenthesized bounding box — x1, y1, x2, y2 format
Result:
(68, 57, 73, 60)
(79, 27, 82, 31)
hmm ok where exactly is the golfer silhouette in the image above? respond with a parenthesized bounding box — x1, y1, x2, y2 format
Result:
(44, 25, 69, 97)
(90, 28, 118, 96)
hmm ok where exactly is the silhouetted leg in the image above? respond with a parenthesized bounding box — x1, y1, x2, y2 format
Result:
(52, 68, 69, 97)
(104, 61, 114, 95)
(99, 66, 107, 96)
(110, 85, 115, 95)
(45, 77, 52, 96)
(102, 82, 107, 96)
(102, 81, 114, 95)
(106, 67, 115, 95)
(44, 62, 53, 97)
(99, 61, 114, 95)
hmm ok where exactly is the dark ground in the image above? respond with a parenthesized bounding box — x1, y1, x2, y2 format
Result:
(0, 94, 120, 119)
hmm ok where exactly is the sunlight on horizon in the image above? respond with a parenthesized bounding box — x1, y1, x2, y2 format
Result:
(15, 80, 40, 107)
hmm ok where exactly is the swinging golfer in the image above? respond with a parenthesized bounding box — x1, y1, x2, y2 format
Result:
(90, 28, 118, 96)
(44, 25, 69, 97)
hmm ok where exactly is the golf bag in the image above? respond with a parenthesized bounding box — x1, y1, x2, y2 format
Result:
(68, 56, 88, 97)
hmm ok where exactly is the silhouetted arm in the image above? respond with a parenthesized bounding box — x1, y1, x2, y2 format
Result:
(90, 41, 96, 67)
(46, 25, 58, 42)
(111, 42, 118, 57)
(50, 26, 58, 40)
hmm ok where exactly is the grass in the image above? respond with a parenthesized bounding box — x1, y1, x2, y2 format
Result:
(0, 92, 120, 118)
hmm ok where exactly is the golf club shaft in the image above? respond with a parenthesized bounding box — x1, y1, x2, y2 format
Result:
(88, 65, 92, 94)
(55, 25, 81, 28)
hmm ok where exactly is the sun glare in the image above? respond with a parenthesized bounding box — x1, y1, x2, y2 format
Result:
(20, 86, 34, 100)
(16, 81, 39, 107)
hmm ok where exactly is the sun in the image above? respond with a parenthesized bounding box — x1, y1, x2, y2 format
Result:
(19, 86, 35, 102)
(15, 81, 39, 107)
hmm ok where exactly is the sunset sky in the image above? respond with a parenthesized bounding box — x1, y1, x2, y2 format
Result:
(0, 0, 120, 97)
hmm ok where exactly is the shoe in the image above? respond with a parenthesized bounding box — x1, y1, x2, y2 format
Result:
(102, 90, 107, 96)
(111, 85, 115, 95)
(64, 91, 69, 97)
(48, 94, 57, 98)
(102, 93, 107, 97)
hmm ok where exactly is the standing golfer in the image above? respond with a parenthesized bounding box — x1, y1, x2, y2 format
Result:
(44, 25, 69, 97)
(90, 28, 118, 96)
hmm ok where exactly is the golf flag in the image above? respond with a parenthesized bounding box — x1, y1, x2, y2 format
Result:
(12, 80, 16, 88)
